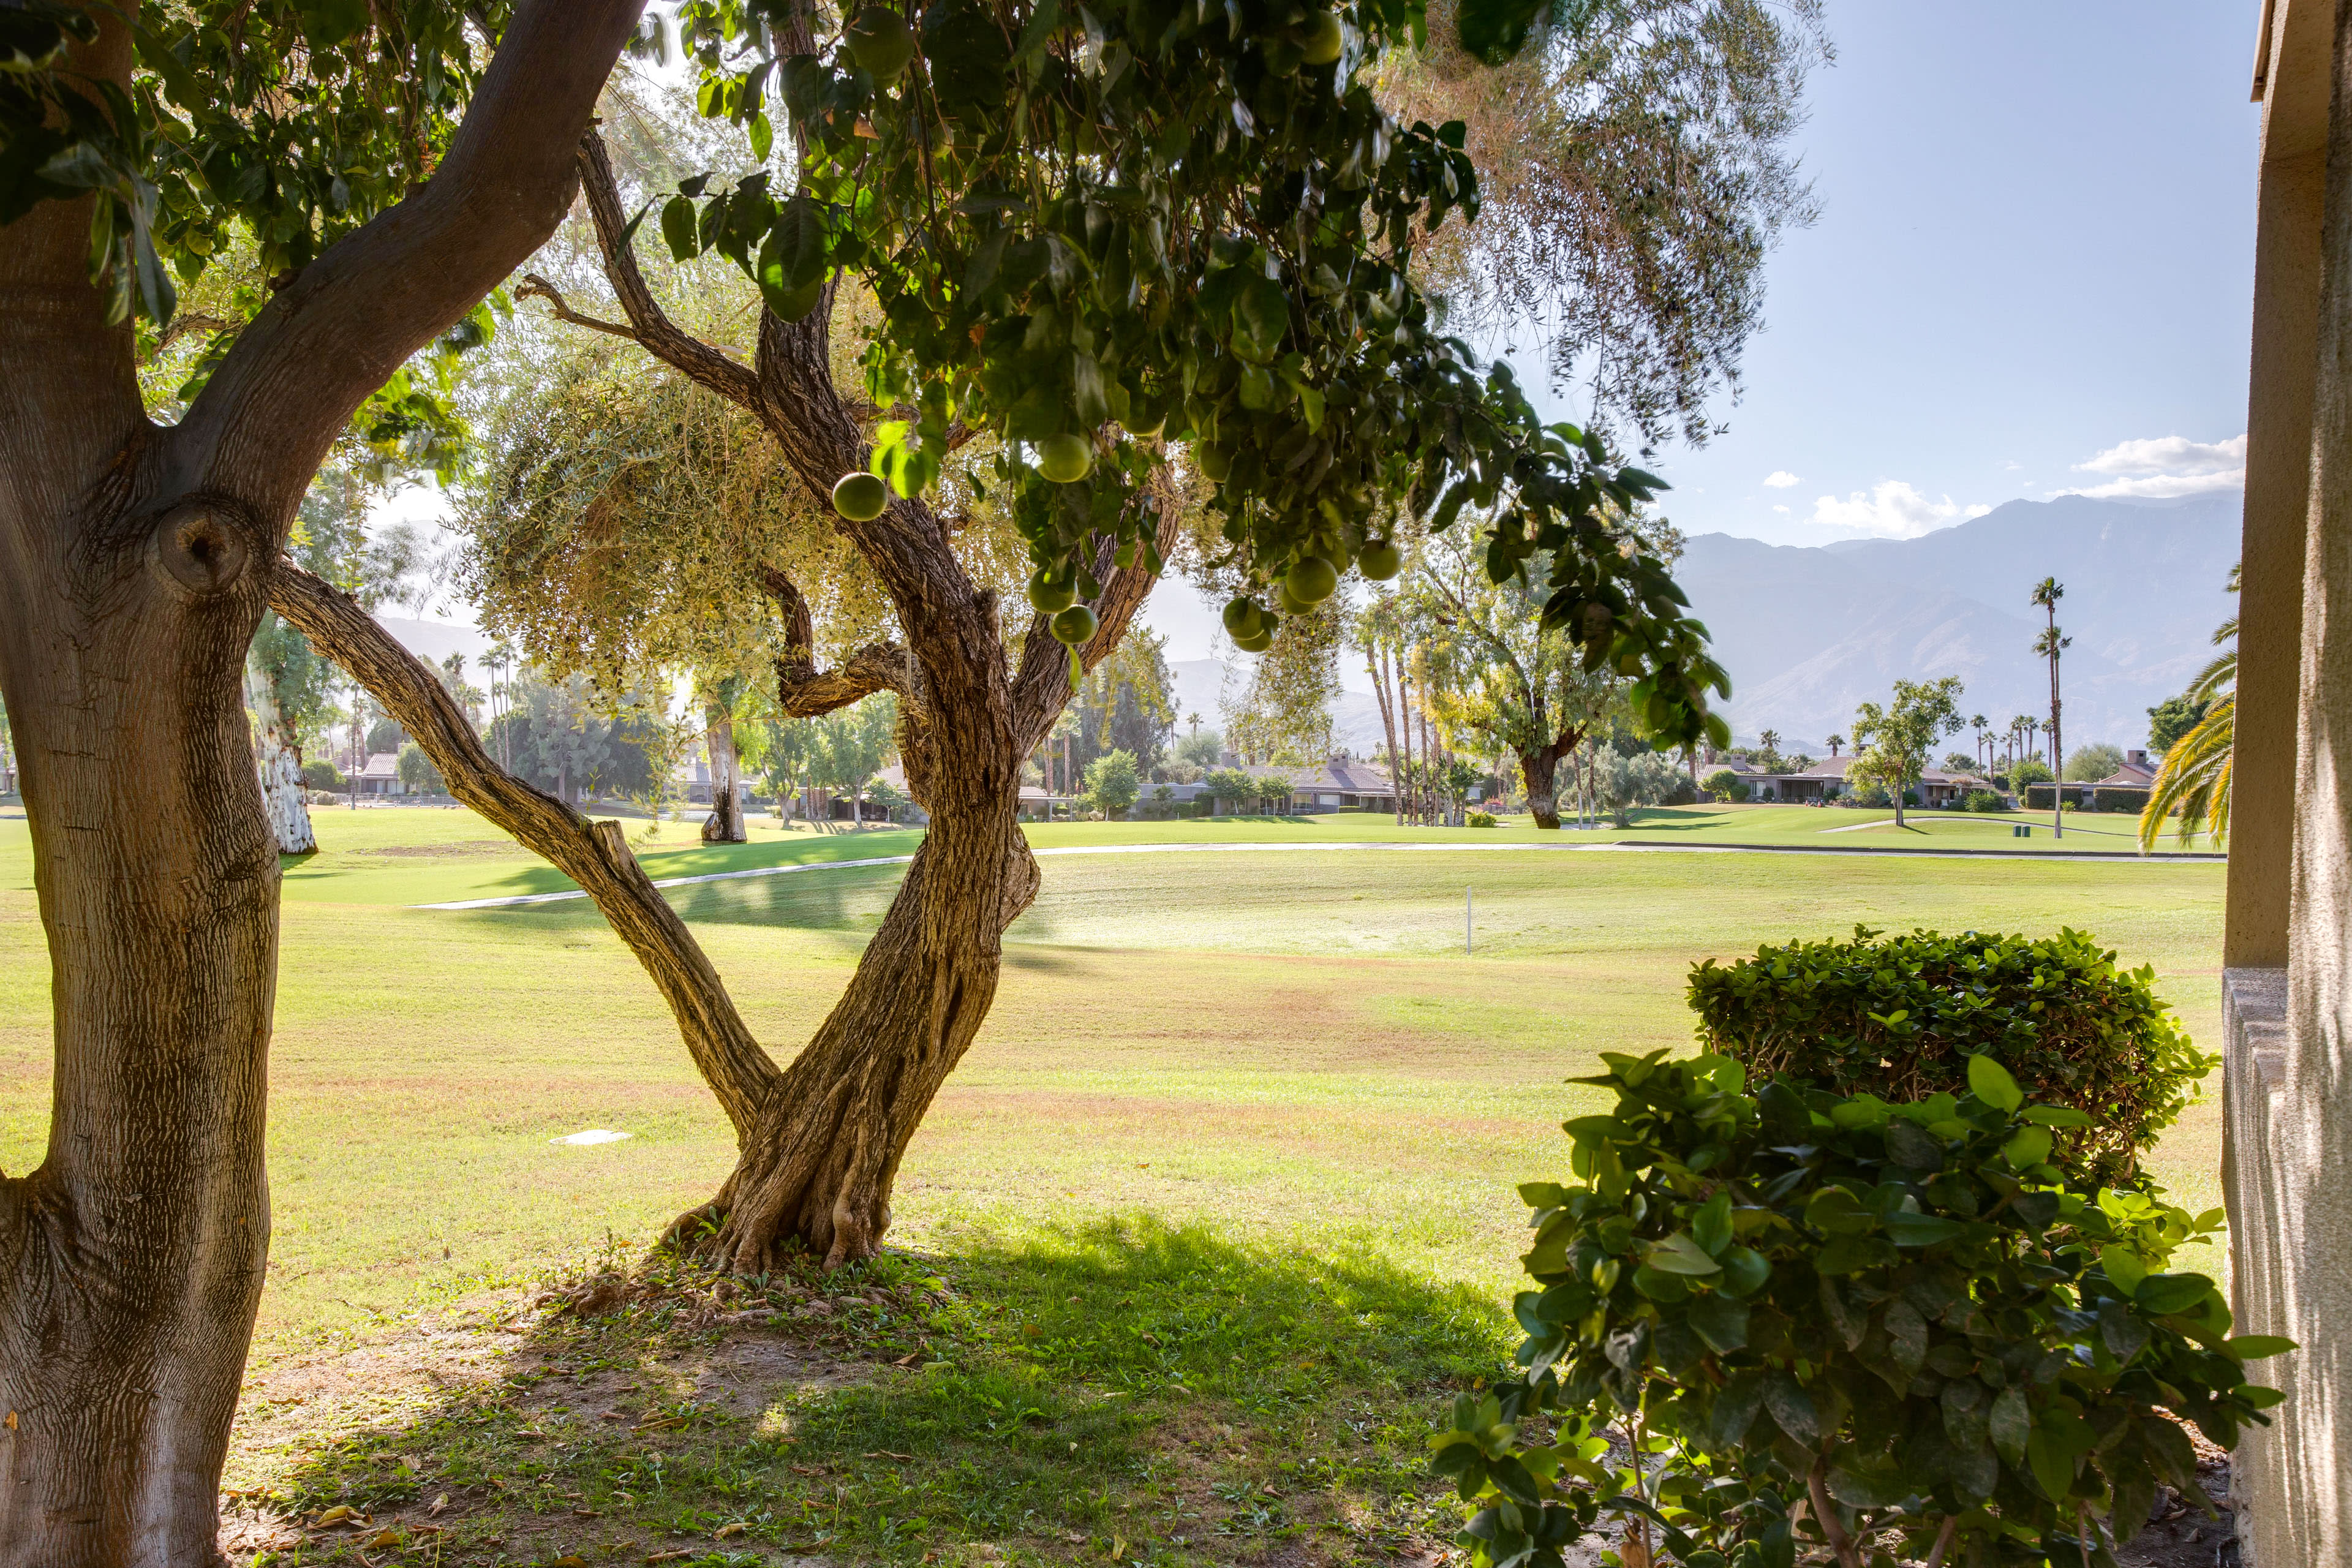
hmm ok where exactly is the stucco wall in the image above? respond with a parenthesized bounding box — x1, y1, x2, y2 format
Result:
(2222, 966, 2341, 1566)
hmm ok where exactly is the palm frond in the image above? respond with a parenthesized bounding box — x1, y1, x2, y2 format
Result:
(2139, 694, 2233, 851)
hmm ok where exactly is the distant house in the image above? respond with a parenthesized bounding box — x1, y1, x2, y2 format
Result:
(358, 751, 403, 796)
(1725, 753, 1992, 809)
(1246, 756, 1396, 812)
(2060, 746, 2158, 809)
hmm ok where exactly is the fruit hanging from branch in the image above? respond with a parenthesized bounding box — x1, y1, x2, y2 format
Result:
(831, 471, 890, 522)
(667, 0, 1729, 748)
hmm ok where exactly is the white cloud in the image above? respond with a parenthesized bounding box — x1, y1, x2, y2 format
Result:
(1773, 505, 1790, 514)
(2054, 433, 2246, 499)
(1807, 481, 1992, 539)
(1763, 470, 1800, 488)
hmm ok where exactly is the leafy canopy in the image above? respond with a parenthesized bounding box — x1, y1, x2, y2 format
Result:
(663, 0, 1726, 748)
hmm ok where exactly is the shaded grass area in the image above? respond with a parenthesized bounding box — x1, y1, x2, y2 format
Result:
(0, 805, 2229, 1564)
(225, 1219, 1499, 1567)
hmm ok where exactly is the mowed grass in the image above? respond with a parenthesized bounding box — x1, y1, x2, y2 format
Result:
(0, 804, 2228, 1565)
(0, 802, 2226, 1346)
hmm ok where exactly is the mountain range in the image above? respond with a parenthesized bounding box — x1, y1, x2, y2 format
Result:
(1676, 493, 2241, 755)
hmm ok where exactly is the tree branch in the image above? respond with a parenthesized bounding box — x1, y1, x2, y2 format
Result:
(515, 273, 643, 344)
(177, 0, 648, 531)
(758, 566, 906, 716)
(268, 560, 783, 1137)
(574, 130, 764, 410)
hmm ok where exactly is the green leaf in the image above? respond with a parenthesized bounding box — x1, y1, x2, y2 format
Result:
(1761, 1370, 1820, 1446)
(298, 0, 371, 49)
(1687, 1292, 1748, 1354)
(2136, 1273, 2216, 1317)
(2026, 1427, 2075, 1502)
(747, 113, 774, 164)
(1644, 1233, 1722, 1276)
(2224, 1335, 2299, 1361)
(1691, 1191, 1733, 1257)
(662, 195, 700, 261)
(1883, 1210, 1965, 1248)
(2023, 1105, 2094, 1128)
(2002, 1125, 2053, 1169)
(769, 194, 831, 290)
(1966, 1053, 2024, 1112)
(2097, 1246, 2146, 1295)
(1989, 1385, 2029, 1464)
(1715, 1245, 1770, 1298)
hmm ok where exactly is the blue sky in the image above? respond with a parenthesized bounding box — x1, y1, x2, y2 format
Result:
(1619, 1, 2261, 546)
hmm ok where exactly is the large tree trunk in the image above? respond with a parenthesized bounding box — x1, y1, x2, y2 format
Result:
(0, 7, 639, 1553)
(702, 704, 747, 843)
(246, 654, 317, 854)
(675, 793, 1038, 1269)
(0, 506, 278, 1565)
(1518, 731, 1582, 831)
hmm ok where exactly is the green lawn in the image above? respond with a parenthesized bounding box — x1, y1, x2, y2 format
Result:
(0, 803, 2229, 1566)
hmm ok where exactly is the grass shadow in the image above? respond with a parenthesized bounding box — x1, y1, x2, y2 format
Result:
(225, 1216, 1504, 1567)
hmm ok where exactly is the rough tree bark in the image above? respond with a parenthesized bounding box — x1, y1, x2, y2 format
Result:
(702, 699, 747, 843)
(0, 6, 641, 1559)
(245, 652, 317, 854)
(562, 128, 1169, 1268)
(1517, 729, 1588, 832)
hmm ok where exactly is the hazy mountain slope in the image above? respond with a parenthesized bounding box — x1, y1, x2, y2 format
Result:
(1678, 494, 2241, 752)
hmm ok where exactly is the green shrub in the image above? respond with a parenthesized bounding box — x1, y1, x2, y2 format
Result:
(1469, 810, 1498, 827)
(1431, 1050, 2285, 1568)
(2092, 787, 2149, 814)
(302, 758, 343, 790)
(1686, 926, 2211, 1185)
(1962, 790, 2006, 813)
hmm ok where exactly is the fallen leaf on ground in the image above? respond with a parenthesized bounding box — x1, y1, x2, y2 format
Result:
(714, 1521, 748, 1538)
(427, 1494, 449, 1516)
(647, 1553, 694, 1564)
(362, 1528, 402, 1548)
(312, 1506, 364, 1527)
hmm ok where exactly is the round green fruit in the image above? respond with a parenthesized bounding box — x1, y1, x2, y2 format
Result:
(1038, 433, 1094, 483)
(1221, 596, 1265, 638)
(845, 6, 918, 80)
(832, 472, 889, 522)
(1277, 577, 1314, 615)
(1027, 568, 1077, 614)
(1197, 443, 1232, 483)
(1052, 604, 1099, 646)
(1357, 540, 1402, 581)
(1285, 554, 1339, 604)
(1298, 10, 1343, 64)
(1233, 625, 1275, 653)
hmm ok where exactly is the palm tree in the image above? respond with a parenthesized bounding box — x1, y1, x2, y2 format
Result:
(1826, 733, 1844, 757)
(2032, 578, 2068, 835)
(2141, 566, 2241, 851)
(1970, 714, 1989, 772)
(1186, 710, 1202, 737)
(1758, 728, 1781, 759)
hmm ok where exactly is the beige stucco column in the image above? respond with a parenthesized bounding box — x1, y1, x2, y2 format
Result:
(2227, 3, 2340, 1565)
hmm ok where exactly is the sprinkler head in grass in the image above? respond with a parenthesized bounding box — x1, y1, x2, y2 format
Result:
(1038, 433, 1094, 483)
(845, 6, 918, 80)
(1051, 603, 1099, 646)
(832, 472, 889, 521)
(1027, 567, 1077, 614)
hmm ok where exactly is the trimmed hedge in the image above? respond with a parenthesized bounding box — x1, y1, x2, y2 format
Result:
(1686, 925, 2212, 1184)
(2095, 786, 2151, 813)
(1435, 1050, 2284, 1568)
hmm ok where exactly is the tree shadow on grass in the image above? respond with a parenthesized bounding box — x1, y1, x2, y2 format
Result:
(225, 1215, 1506, 1567)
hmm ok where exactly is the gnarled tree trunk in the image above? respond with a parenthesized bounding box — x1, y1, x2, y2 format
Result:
(1517, 729, 1583, 832)
(0, 7, 639, 1556)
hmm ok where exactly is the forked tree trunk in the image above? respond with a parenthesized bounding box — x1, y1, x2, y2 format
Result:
(1517, 729, 1583, 832)
(674, 793, 1038, 1268)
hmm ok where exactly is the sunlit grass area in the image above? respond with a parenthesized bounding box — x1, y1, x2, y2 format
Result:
(0, 802, 2226, 1565)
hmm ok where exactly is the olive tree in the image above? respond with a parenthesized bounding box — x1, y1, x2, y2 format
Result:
(0, 2, 644, 1555)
